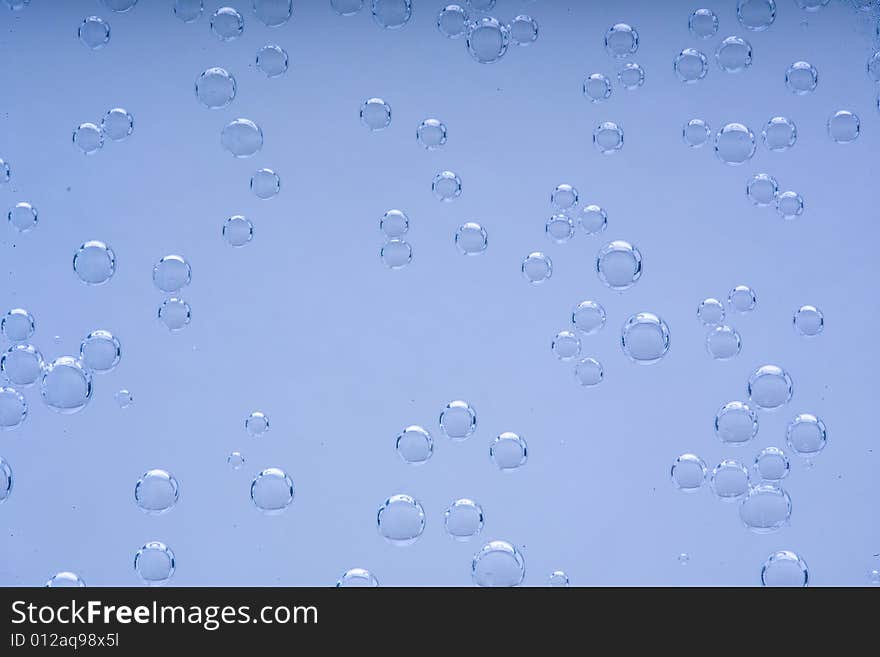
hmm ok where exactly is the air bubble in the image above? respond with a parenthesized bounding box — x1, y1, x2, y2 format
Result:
(472, 540, 524, 587)
(548, 571, 570, 587)
(706, 325, 742, 360)
(115, 389, 133, 408)
(227, 451, 245, 470)
(432, 170, 462, 201)
(551, 183, 578, 210)
(761, 551, 808, 587)
(223, 215, 254, 247)
(715, 36, 753, 72)
(377, 494, 425, 545)
(380, 210, 409, 238)
(134, 542, 176, 586)
(572, 301, 606, 335)
(158, 298, 192, 331)
(689, 8, 718, 38)
(776, 191, 804, 219)
(437, 4, 469, 39)
(0, 456, 11, 503)
(103, 0, 137, 11)
(578, 205, 608, 234)
(396, 425, 433, 465)
(336, 569, 378, 587)
(153, 255, 191, 292)
(714, 123, 756, 165)
(617, 62, 645, 89)
(101, 108, 134, 141)
(455, 222, 488, 255)
(221, 119, 263, 157)
(467, 17, 509, 63)
(253, 0, 292, 27)
(674, 49, 709, 82)
(748, 365, 793, 410)
(1, 345, 43, 387)
(583, 73, 612, 102)
(715, 401, 758, 445)
(0, 387, 27, 431)
(827, 110, 860, 143)
(250, 169, 281, 199)
(416, 118, 447, 149)
(596, 240, 642, 290)
(7, 202, 38, 232)
(762, 116, 797, 151)
(509, 15, 538, 46)
(195, 68, 236, 109)
(671, 453, 707, 492)
(604, 23, 639, 57)
(46, 572, 86, 588)
(697, 298, 725, 326)
(210, 7, 244, 40)
(736, 0, 776, 31)
(711, 459, 751, 501)
(40, 356, 92, 414)
(754, 447, 790, 481)
(740, 484, 792, 533)
(793, 305, 824, 336)
(747, 173, 779, 207)
(380, 239, 412, 269)
(785, 61, 818, 94)
(439, 400, 476, 441)
(552, 330, 581, 361)
(621, 312, 670, 364)
(73, 241, 116, 285)
(0, 158, 9, 184)
(256, 44, 289, 78)
(728, 285, 757, 312)
(331, 0, 363, 16)
(79, 330, 121, 372)
(174, 0, 203, 22)
(73, 123, 104, 155)
(521, 252, 552, 284)
(593, 122, 624, 153)
(0, 308, 32, 343)
(371, 0, 412, 29)
(683, 119, 711, 147)
(545, 214, 575, 243)
(444, 499, 484, 540)
(574, 357, 604, 386)
(251, 468, 295, 514)
(134, 469, 180, 515)
(245, 411, 270, 437)
(78, 16, 111, 50)
(786, 413, 827, 456)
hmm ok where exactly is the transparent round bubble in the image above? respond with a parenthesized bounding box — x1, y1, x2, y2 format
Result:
(359, 98, 391, 131)
(100, 108, 134, 143)
(605, 23, 638, 57)
(245, 411, 270, 437)
(102, 0, 137, 11)
(195, 68, 236, 109)
(793, 305, 823, 336)
(79, 330, 121, 373)
(715, 123, 756, 165)
(827, 110, 860, 143)
(551, 183, 578, 210)
(583, 73, 612, 102)
(2, 344, 43, 387)
(0, 158, 9, 184)
(621, 312, 670, 364)
(134, 542, 175, 586)
(331, 0, 364, 16)
(868, 51, 880, 82)
(697, 298, 725, 326)
(134, 469, 180, 515)
(761, 551, 808, 587)
(436, 4, 469, 39)
(689, 8, 718, 38)
(617, 62, 645, 90)
(174, 0, 203, 22)
(737, 0, 776, 30)
(671, 453, 707, 492)
(7, 201, 37, 232)
(72, 123, 104, 155)
(748, 365, 793, 410)
(455, 222, 488, 255)
(253, 0, 292, 27)
(578, 205, 608, 235)
(467, 17, 509, 64)
(472, 540, 525, 587)
(380, 239, 412, 269)
(0, 456, 11, 503)
(786, 413, 827, 456)
(40, 356, 92, 414)
(715, 401, 758, 445)
(593, 122, 624, 153)
(152, 255, 191, 293)
(0, 387, 27, 431)
(795, 0, 830, 8)
(210, 7, 244, 40)
(545, 214, 575, 243)
(509, 15, 538, 46)
(432, 170, 462, 201)
(381, 210, 409, 238)
(115, 389, 133, 408)
(728, 285, 757, 312)
(377, 494, 425, 545)
(78, 16, 111, 50)
(521, 252, 552, 284)
(596, 240, 642, 290)
(746, 173, 779, 207)
(706, 325, 742, 360)
(223, 215, 254, 247)
(221, 119, 263, 157)
(674, 49, 709, 83)
(256, 44, 289, 78)
(336, 568, 378, 587)
(572, 300, 606, 335)
(250, 169, 281, 199)
(548, 570, 570, 587)
(755, 447, 790, 481)
(683, 119, 711, 147)
(72, 241, 116, 285)
(158, 298, 192, 331)
(711, 459, 751, 501)
(763, 117, 797, 152)
(552, 330, 581, 361)
(574, 357, 604, 386)
(444, 499, 484, 540)
(439, 400, 476, 441)
(776, 191, 804, 219)
(227, 451, 245, 470)
(46, 572, 86, 588)
(251, 468, 295, 514)
(416, 118, 447, 149)
(396, 425, 433, 465)
(715, 36, 753, 73)
(785, 61, 818, 94)
(2, 309, 35, 343)
(371, 0, 412, 29)
(740, 484, 792, 533)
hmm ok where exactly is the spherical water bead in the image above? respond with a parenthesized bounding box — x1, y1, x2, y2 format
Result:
(714, 123, 756, 165)
(706, 325, 742, 360)
(776, 191, 804, 219)
(45, 572, 86, 588)
(683, 119, 711, 147)
(432, 171, 462, 202)
(158, 298, 192, 331)
(245, 411, 270, 437)
(572, 300, 606, 335)
(0, 309, 33, 343)
(574, 357, 604, 386)
(371, 0, 412, 29)
(79, 330, 121, 372)
(72, 123, 104, 155)
(827, 110, 860, 143)
(0, 158, 9, 184)
(210, 7, 244, 41)
(174, 0, 203, 22)
(472, 540, 525, 587)
(7, 202, 37, 232)
(786, 413, 827, 457)
(40, 356, 92, 414)
(715, 36, 753, 72)
(134, 542, 176, 586)
(793, 305, 824, 336)
(737, 0, 776, 31)
(223, 215, 254, 247)
(195, 68, 236, 109)
(221, 119, 263, 157)
(152, 255, 191, 293)
(114, 389, 133, 408)
(728, 285, 757, 312)
(331, 0, 364, 16)
(73, 241, 116, 285)
(444, 499, 484, 540)
(605, 23, 639, 58)
(617, 62, 645, 90)
(593, 122, 624, 154)
(253, 0, 292, 27)
(578, 205, 608, 235)
(509, 15, 538, 46)
(360, 98, 391, 131)
(454, 222, 488, 255)
(868, 51, 880, 82)
(78, 16, 111, 50)
(583, 73, 612, 102)
(689, 8, 718, 38)
(785, 61, 818, 94)
(711, 459, 751, 501)
(697, 298, 725, 326)
(747, 365, 793, 410)
(552, 330, 581, 361)
(436, 4, 469, 39)
(416, 119, 447, 150)
(621, 312, 670, 364)
(256, 44, 289, 78)
(336, 569, 378, 587)
(1, 345, 43, 386)
(740, 484, 792, 533)
(715, 401, 758, 445)
(762, 117, 797, 151)
(251, 468, 295, 514)
(551, 183, 578, 211)
(0, 387, 27, 431)
(377, 494, 425, 545)
(674, 49, 709, 83)
(250, 169, 281, 199)
(0, 456, 11, 503)
(545, 214, 575, 243)
(521, 252, 552, 284)
(548, 571, 570, 587)
(466, 17, 509, 64)
(439, 400, 476, 441)
(396, 425, 433, 465)
(596, 240, 642, 290)
(227, 451, 245, 470)
(671, 454, 708, 492)
(381, 210, 409, 238)
(380, 240, 412, 269)
(754, 446, 790, 481)
(761, 551, 808, 587)
(134, 469, 180, 515)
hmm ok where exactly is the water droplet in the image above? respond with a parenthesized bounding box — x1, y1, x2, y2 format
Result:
(455, 222, 488, 255)
(715, 402, 758, 445)
(762, 116, 797, 151)
(761, 550, 808, 586)
(134, 541, 175, 585)
(101, 108, 133, 141)
(605, 23, 639, 57)
(227, 451, 245, 469)
(439, 400, 476, 441)
(371, 0, 412, 29)
(746, 173, 779, 206)
(79, 330, 121, 372)
(78, 16, 111, 50)
(0, 387, 27, 431)
(683, 118, 711, 147)
(380, 210, 409, 238)
(583, 73, 612, 102)
(195, 68, 236, 109)
(396, 425, 433, 465)
(545, 214, 575, 243)
(158, 298, 192, 331)
(689, 8, 718, 38)
(467, 17, 509, 63)
(436, 4, 469, 39)
(786, 413, 827, 456)
(444, 498, 484, 540)
(7, 201, 37, 232)
(715, 123, 756, 165)
(551, 183, 578, 210)
(509, 14, 538, 46)
(114, 389, 133, 408)
(706, 325, 742, 360)
(621, 312, 670, 364)
(73, 123, 104, 154)
(793, 305, 824, 336)
(740, 484, 792, 533)
(472, 540, 525, 587)
(521, 252, 552, 284)
(432, 170, 462, 201)
(574, 357, 604, 386)
(173, 0, 203, 22)
(728, 285, 757, 312)
(46, 572, 86, 588)
(754, 446, 790, 481)
(253, 0, 292, 27)
(572, 300, 606, 335)
(380, 239, 412, 269)
(245, 411, 269, 437)
(593, 121, 624, 153)
(748, 365, 793, 410)
(153, 255, 191, 293)
(737, 0, 776, 31)
(548, 570, 570, 586)
(331, 0, 364, 16)
(221, 118, 263, 157)
(715, 35, 753, 72)
(617, 62, 645, 89)
(1, 309, 35, 343)
(134, 469, 180, 515)
(711, 459, 751, 501)
(250, 168, 281, 199)
(251, 468, 295, 514)
(0, 158, 10, 184)
(674, 48, 709, 82)
(785, 61, 818, 94)
(40, 356, 93, 414)
(359, 98, 392, 131)
(0, 456, 11, 503)
(336, 568, 378, 587)
(416, 118, 447, 149)
(377, 494, 425, 545)
(697, 298, 725, 326)
(776, 191, 804, 219)
(210, 6, 244, 40)
(223, 215, 254, 247)
(827, 110, 860, 143)
(596, 240, 642, 290)
(256, 44, 289, 78)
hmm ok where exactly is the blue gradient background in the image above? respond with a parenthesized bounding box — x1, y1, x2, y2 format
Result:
(1, 0, 878, 586)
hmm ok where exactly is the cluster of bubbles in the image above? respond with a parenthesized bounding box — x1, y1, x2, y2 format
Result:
(431, 4, 539, 64)
(72, 108, 134, 155)
(153, 255, 193, 331)
(696, 284, 756, 361)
